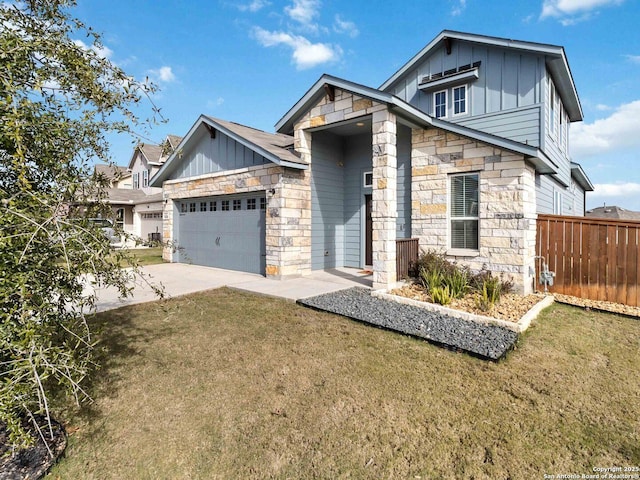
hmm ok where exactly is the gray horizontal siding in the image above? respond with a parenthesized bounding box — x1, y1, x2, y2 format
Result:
(535, 174, 584, 216)
(456, 105, 541, 147)
(311, 131, 345, 270)
(169, 125, 269, 180)
(344, 133, 371, 268)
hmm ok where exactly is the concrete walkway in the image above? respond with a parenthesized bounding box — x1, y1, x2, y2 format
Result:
(89, 263, 373, 312)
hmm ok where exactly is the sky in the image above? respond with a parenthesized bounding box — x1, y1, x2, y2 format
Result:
(73, 0, 640, 211)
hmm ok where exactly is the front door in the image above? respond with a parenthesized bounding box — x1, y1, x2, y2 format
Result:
(365, 194, 372, 266)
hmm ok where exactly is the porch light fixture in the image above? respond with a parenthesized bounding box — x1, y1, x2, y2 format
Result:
(356, 122, 365, 127)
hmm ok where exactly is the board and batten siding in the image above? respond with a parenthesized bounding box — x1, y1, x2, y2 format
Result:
(169, 125, 269, 180)
(387, 42, 544, 121)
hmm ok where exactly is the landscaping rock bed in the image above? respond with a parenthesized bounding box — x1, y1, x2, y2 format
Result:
(298, 287, 519, 360)
(0, 416, 66, 480)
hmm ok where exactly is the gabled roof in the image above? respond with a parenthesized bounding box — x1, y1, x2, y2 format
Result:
(165, 134, 183, 150)
(380, 30, 583, 122)
(127, 142, 163, 169)
(275, 74, 559, 175)
(150, 115, 305, 187)
(94, 164, 130, 182)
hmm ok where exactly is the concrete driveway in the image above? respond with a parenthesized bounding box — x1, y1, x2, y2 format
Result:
(89, 263, 372, 312)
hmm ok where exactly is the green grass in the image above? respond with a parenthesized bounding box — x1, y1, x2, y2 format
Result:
(51, 289, 640, 479)
(115, 247, 164, 267)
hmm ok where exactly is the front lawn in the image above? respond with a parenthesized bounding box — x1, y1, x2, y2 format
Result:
(51, 289, 640, 479)
(114, 246, 164, 267)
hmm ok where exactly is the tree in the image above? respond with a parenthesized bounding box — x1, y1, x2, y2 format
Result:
(0, 0, 163, 447)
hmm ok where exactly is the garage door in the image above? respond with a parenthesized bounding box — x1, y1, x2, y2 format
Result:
(175, 193, 266, 275)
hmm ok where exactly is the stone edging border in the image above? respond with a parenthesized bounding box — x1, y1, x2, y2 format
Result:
(371, 289, 555, 333)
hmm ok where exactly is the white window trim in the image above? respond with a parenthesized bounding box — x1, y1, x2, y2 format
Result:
(363, 171, 373, 188)
(433, 89, 448, 119)
(132, 172, 139, 190)
(142, 169, 149, 188)
(452, 84, 468, 117)
(447, 172, 480, 253)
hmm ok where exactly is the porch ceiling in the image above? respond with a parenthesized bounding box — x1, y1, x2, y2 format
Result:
(308, 117, 372, 137)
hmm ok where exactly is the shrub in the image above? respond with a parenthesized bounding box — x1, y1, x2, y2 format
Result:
(431, 285, 453, 305)
(442, 267, 470, 299)
(476, 277, 502, 312)
(419, 266, 443, 293)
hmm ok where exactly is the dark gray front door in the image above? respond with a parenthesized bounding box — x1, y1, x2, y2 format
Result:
(175, 193, 266, 275)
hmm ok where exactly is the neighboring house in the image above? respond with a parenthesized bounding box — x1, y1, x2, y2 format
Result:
(151, 30, 594, 294)
(96, 135, 182, 244)
(586, 205, 640, 221)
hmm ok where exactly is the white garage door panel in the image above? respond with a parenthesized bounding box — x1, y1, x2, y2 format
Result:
(176, 194, 266, 275)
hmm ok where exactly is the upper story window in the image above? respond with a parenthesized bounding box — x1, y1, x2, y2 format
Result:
(450, 173, 479, 251)
(132, 172, 139, 189)
(548, 77, 556, 137)
(434, 90, 447, 118)
(453, 85, 467, 116)
(142, 169, 149, 188)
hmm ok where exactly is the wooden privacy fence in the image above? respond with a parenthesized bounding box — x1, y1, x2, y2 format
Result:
(537, 214, 640, 306)
(396, 238, 419, 279)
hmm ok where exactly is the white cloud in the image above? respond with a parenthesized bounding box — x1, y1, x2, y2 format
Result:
(571, 100, 640, 157)
(541, 0, 623, 17)
(73, 39, 113, 59)
(595, 103, 612, 111)
(625, 54, 640, 64)
(590, 182, 640, 197)
(237, 0, 270, 12)
(451, 0, 467, 16)
(253, 26, 341, 69)
(333, 15, 358, 38)
(149, 66, 176, 83)
(285, 0, 319, 24)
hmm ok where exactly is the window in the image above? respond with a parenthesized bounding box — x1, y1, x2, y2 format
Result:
(450, 173, 479, 250)
(363, 171, 373, 188)
(221, 200, 230, 211)
(434, 90, 447, 118)
(233, 199, 242, 210)
(142, 169, 149, 188)
(115, 208, 125, 229)
(210, 201, 217, 212)
(260, 198, 267, 210)
(189, 202, 196, 213)
(548, 77, 556, 137)
(200, 202, 207, 212)
(181, 203, 187, 213)
(553, 190, 562, 215)
(247, 198, 257, 210)
(453, 85, 467, 115)
(133, 172, 139, 189)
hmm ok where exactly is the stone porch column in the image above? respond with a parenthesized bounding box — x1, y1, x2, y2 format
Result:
(372, 109, 397, 290)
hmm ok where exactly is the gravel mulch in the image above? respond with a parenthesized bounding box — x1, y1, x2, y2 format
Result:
(553, 293, 640, 318)
(0, 416, 67, 480)
(389, 284, 546, 322)
(298, 287, 519, 360)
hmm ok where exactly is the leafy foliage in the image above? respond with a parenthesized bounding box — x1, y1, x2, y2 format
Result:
(412, 250, 513, 306)
(0, 0, 163, 447)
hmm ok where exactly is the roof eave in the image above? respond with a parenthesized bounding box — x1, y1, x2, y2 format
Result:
(570, 161, 595, 191)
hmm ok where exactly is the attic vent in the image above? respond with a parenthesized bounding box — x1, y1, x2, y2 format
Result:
(420, 61, 481, 85)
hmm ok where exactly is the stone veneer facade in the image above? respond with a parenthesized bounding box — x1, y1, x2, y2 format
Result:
(292, 88, 399, 290)
(411, 128, 537, 294)
(160, 87, 538, 294)
(161, 164, 312, 278)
